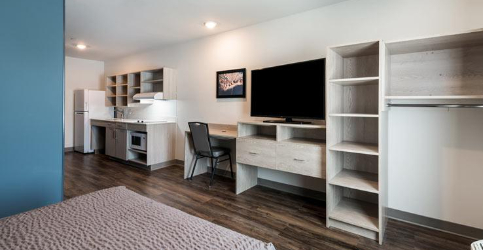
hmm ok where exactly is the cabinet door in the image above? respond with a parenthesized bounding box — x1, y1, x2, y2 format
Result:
(105, 127, 116, 157)
(163, 68, 176, 100)
(115, 129, 128, 160)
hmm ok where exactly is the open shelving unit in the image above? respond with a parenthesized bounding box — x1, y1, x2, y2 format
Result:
(105, 68, 176, 107)
(326, 40, 388, 244)
(128, 72, 141, 104)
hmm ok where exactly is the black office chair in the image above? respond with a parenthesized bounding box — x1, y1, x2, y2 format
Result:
(188, 122, 234, 187)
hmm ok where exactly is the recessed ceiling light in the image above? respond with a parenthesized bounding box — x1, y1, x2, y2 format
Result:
(204, 21, 217, 29)
(76, 44, 87, 50)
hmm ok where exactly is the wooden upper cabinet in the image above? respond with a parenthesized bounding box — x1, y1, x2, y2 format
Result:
(106, 67, 177, 107)
(161, 68, 177, 100)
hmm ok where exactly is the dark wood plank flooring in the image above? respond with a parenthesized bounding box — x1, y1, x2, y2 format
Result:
(64, 152, 473, 250)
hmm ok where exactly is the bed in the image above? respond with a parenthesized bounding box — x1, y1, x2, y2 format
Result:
(0, 186, 276, 250)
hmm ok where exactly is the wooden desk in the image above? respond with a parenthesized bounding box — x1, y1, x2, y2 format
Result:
(206, 128, 238, 139)
(183, 124, 237, 179)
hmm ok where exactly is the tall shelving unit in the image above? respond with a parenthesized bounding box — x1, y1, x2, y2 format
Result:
(326, 40, 388, 244)
(105, 67, 176, 107)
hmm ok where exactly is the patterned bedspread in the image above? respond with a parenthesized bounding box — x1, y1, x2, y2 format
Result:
(0, 186, 276, 250)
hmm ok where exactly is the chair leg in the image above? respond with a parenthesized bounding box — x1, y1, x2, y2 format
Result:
(228, 154, 234, 179)
(209, 158, 218, 187)
(190, 156, 199, 180)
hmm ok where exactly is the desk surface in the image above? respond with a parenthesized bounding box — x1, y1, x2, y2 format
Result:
(186, 129, 237, 139)
(209, 128, 237, 139)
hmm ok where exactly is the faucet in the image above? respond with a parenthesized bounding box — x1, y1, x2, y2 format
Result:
(115, 108, 125, 119)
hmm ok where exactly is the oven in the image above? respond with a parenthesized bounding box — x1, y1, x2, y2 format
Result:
(129, 132, 147, 151)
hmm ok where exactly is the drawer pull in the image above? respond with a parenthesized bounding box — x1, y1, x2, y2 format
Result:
(248, 152, 258, 155)
(293, 158, 305, 162)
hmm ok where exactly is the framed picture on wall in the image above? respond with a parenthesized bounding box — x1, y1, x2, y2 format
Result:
(216, 68, 246, 98)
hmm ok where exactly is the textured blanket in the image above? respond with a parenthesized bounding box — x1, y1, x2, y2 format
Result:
(0, 186, 276, 250)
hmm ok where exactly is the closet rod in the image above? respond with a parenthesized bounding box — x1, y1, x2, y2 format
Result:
(387, 104, 483, 108)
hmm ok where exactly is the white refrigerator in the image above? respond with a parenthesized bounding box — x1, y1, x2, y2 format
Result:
(74, 90, 112, 153)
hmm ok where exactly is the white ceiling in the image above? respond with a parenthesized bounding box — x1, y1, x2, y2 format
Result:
(66, 0, 347, 61)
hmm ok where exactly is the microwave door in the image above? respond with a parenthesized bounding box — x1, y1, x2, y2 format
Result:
(131, 135, 142, 147)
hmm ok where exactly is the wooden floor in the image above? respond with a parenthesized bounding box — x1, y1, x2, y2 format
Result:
(64, 152, 473, 250)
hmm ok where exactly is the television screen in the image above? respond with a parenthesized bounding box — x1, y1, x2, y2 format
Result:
(251, 58, 325, 120)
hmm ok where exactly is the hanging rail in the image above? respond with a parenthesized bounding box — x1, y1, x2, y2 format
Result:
(387, 103, 483, 108)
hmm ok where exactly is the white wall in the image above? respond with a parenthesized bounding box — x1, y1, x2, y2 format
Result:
(65, 56, 105, 148)
(105, 0, 483, 229)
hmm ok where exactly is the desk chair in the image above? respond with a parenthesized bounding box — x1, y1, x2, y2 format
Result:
(188, 122, 234, 187)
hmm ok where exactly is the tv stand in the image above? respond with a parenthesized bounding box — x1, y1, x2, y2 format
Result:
(263, 118, 311, 124)
(236, 121, 326, 195)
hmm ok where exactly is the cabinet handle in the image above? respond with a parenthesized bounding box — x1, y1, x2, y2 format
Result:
(248, 152, 258, 155)
(293, 158, 305, 162)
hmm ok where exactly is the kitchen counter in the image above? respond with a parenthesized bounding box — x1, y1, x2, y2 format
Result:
(90, 118, 176, 170)
(91, 118, 176, 125)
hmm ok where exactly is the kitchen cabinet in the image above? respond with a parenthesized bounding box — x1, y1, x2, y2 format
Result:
(106, 127, 116, 157)
(115, 129, 128, 160)
(105, 126, 127, 160)
(92, 119, 176, 170)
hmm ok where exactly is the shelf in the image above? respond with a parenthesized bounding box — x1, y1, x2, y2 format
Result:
(106, 85, 116, 88)
(329, 169, 378, 193)
(329, 113, 378, 118)
(106, 95, 116, 98)
(117, 95, 128, 97)
(129, 158, 147, 165)
(117, 84, 128, 87)
(329, 77, 379, 86)
(329, 141, 379, 155)
(142, 79, 163, 83)
(128, 148, 147, 155)
(239, 134, 276, 141)
(330, 41, 379, 57)
(130, 86, 141, 89)
(281, 138, 326, 147)
(386, 95, 483, 100)
(330, 198, 379, 232)
(386, 30, 483, 55)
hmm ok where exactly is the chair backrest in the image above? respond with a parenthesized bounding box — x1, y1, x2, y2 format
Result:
(188, 122, 212, 157)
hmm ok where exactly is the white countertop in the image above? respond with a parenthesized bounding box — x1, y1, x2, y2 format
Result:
(91, 118, 176, 125)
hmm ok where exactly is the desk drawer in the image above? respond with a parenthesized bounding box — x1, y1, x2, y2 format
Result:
(236, 138, 276, 169)
(107, 122, 116, 128)
(127, 123, 147, 132)
(115, 123, 127, 129)
(91, 120, 108, 127)
(276, 144, 325, 178)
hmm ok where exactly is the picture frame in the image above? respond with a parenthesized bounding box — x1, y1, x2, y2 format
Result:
(216, 68, 246, 98)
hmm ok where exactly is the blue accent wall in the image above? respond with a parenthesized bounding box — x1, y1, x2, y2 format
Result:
(0, 0, 64, 218)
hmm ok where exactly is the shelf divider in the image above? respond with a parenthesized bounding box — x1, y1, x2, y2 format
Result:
(386, 95, 483, 100)
(329, 113, 379, 118)
(329, 141, 379, 155)
(329, 198, 379, 232)
(329, 76, 379, 86)
(329, 169, 378, 193)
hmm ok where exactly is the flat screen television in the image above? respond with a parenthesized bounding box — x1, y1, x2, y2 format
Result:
(251, 58, 325, 124)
